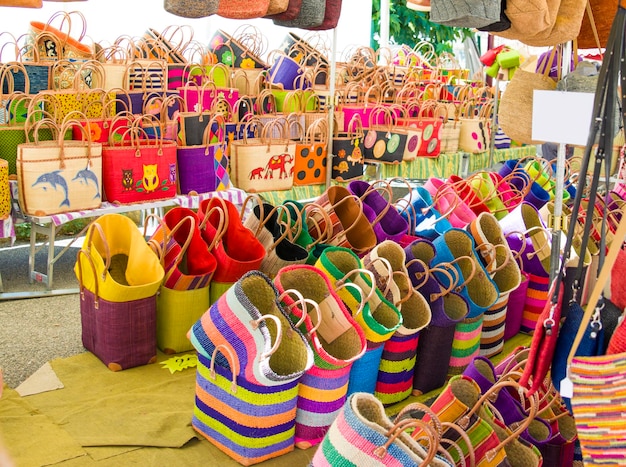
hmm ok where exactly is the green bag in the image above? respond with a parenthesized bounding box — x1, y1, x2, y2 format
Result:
(0, 94, 61, 175)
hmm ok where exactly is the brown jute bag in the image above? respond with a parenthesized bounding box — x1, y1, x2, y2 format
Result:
(498, 54, 557, 145)
(494, 0, 587, 46)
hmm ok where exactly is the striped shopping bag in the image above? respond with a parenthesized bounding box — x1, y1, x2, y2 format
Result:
(189, 271, 314, 465)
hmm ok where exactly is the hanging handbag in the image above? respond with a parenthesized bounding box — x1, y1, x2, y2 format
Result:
(272, 0, 327, 28)
(430, 0, 502, 28)
(163, 0, 219, 18)
(578, 0, 618, 49)
(493, 0, 587, 46)
(499, 51, 558, 145)
(216, 0, 271, 18)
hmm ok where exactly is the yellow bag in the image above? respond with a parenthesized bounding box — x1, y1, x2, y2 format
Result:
(75, 214, 164, 303)
(0, 158, 9, 220)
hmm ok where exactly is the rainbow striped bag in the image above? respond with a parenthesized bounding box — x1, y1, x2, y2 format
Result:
(374, 285, 431, 405)
(311, 392, 452, 466)
(569, 207, 626, 466)
(273, 263, 366, 450)
(189, 271, 314, 466)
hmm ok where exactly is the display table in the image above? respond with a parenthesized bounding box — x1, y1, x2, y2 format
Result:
(0, 185, 246, 298)
(259, 146, 536, 205)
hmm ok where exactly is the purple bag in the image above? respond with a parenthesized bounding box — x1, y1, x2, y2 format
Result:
(80, 288, 157, 371)
(177, 115, 228, 195)
(536, 48, 582, 79)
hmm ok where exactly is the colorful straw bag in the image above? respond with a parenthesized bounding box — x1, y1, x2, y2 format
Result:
(331, 114, 365, 182)
(311, 392, 447, 466)
(242, 200, 309, 279)
(101, 116, 177, 204)
(230, 119, 296, 193)
(403, 238, 470, 395)
(197, 197, 266, 304)
(499, 202, 552, 333)
(374, 276, 432, 406)
(292, 117, 328, 186)
(305, 185, 377, 255)
(75, 214, 164, 371)
(274, 262, 367, 450)
(315, 245, 402, 397)
(423, 375, 542, 466)
(348, 180, 410, 244)
(148, 209, 217, 354)
(189, 271, 314, 466)
(176, 114, 228, 195)
(468, 212, 522, 357)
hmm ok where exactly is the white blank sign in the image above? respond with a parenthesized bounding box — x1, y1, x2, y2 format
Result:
(532, 90, 594, 145)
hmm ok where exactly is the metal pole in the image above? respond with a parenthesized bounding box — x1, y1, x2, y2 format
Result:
(325, 27, 338, 188)
(380, 0, 390, 49)
(549, 41, 573, 281)
(488, 76, 500, 168)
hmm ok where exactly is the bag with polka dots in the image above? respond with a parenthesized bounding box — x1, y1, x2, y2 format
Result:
(459, 101, 493, 154)
(293, 117, 328, 186)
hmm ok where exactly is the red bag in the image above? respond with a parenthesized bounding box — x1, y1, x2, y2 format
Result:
(102, 116, 177, 204)
(518, 281, 564, 395)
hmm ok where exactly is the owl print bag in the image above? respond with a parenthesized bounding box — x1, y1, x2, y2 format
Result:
(102, 115, 177, 204)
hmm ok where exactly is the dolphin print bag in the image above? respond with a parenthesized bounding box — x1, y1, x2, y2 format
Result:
(17, 117, 102, 216)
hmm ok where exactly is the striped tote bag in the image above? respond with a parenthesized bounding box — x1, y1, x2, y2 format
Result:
(189, 271, 314, 465)
(273, 263, 366, 449)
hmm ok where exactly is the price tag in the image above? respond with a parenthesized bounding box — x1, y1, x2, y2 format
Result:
(560, 377, 573, 399)
(160, 354, 198, 374)
(315, 296, 354, 344)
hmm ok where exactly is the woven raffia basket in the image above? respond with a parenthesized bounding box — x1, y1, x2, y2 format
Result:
(499, 68, 556, 145)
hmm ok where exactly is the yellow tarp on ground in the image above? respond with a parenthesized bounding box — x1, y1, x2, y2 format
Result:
(0, 335, 531, 466)
(0, 351, 317, 466)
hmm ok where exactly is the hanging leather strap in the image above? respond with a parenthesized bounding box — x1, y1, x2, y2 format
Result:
(552, 5, 626, 307)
